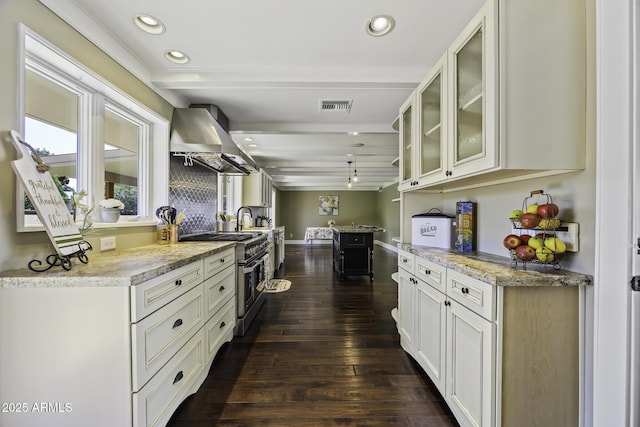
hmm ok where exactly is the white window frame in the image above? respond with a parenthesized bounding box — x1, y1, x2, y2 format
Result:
(16, 25, 168, 232)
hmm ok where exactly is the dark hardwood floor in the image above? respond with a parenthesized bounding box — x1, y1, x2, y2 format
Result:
(167, 244, 457, 426)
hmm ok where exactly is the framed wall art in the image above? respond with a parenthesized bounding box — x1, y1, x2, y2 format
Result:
(318, 195, 339, 216)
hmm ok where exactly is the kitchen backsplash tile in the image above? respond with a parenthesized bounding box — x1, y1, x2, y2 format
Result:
(169, 155, 217, 236)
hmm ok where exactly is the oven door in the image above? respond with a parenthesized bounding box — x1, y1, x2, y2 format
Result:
(240, 252, 269, 315)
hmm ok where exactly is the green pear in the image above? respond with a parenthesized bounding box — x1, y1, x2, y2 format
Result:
(526, 203, 539, 214)
(528, 236, 544, 249)
(544, 237, 567, 254)
(536, 246, 555, 263)
(509, 209, 523, 220)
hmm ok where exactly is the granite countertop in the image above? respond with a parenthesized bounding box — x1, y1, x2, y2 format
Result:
(332, 225, 386, 233)
(399, 244, 592, 287)
(0, 241, 235, 289)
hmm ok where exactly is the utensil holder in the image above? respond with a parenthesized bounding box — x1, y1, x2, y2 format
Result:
(169, 225, 179, 244)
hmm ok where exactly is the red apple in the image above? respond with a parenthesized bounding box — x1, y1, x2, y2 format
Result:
(503, 234, 522, 250)
(515, 244, 536, 261)
(537, 203, 559, 218)
(519, 234, 531, 244)
(520, 213, 540, 228)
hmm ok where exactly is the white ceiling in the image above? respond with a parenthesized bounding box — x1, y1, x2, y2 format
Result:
(39, 0, 485, 191)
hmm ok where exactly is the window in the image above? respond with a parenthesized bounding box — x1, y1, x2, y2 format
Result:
(17, 26, 168, 231)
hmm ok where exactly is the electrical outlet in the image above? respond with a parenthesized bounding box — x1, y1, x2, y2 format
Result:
(289, 233, 293, 238)
(100, 236, 116, 251)
(511, 222, 579, 252)
(555, 222, 579, 252)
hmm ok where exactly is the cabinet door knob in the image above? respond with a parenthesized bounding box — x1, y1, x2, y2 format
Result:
(220, 321, 226, 329)
(172, 318, 183, 329)
(173, 370, 184, 384)
(219, 285, 225, 292)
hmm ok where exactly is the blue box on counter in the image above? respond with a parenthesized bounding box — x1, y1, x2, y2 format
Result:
(455, 201, 476, 251)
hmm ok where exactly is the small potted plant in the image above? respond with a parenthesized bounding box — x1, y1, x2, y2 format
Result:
(328, 219, 336, 228)
(99, 198, 124, 223)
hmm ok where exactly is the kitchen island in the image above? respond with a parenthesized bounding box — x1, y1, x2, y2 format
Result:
(332, 226, 385, 280)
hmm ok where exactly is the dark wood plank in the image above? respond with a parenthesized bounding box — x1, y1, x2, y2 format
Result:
(167, 245, 457, 426)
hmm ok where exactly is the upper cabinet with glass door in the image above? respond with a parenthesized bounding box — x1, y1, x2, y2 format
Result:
(398, 0, 586, 192)
(448, 6, 497, 179)
(398, 93, 415, 191)
(416, 53, 448, 186)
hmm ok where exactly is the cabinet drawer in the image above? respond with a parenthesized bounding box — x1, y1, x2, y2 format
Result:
(398, 249, 415, 274)
(205, 300, 236, 361)
(342, 233, 371, 248)
(131, 260, 204, 322)
(446, 270, 495, 321)
(204, 264, 235, 319)
(133, 327, 206, 427)
(203, 248, 235, 280)
(131, 284, 205, 391)
(415, 257, 447, 293)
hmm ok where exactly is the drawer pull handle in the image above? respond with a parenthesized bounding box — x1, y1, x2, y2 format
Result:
(461, 287, 469, 294)
(175, 279, 182, 286)
(220, 259, 225, 263)
(172, 318, 183, 329)
(219, 285, 225, 292)
(173, 370, 184, 384)
(220, 321, 226, 329)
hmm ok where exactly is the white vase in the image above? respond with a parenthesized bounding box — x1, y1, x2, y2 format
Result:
(101, 207, 120, 223)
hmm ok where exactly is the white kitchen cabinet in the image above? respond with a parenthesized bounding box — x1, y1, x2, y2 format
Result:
(398, 92, 415, 191)
(399, 54, 449, 191)
(446, 296, 495, 427)
(398, 0, 586, 192)
(0, 248, 236, 427)
(415, 279, 447, 393)
(398, 250, 580, 426)
(397, 249, 416, 353)
(242, 168, 272, 207)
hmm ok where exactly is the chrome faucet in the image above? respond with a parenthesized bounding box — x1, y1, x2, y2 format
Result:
(236, 206, 253, 231)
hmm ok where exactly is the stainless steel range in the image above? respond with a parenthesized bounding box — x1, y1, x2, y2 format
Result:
(180, 231, 270, 336)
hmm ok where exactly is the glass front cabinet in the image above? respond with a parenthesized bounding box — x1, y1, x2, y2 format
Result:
(448, 1, 497, 179)
(397, 0, 585, 193)
(398, 2, 496, 191)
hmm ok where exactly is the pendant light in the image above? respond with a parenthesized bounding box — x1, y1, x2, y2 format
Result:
(347, 161, 353, 188)
(353, 155, 359, 183)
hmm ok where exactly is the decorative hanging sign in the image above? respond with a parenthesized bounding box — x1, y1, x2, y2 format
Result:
(8, 130, 90, 271)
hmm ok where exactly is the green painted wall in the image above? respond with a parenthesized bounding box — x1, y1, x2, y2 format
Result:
(0, 0, 174, 269)
(278, 189, 399, 245)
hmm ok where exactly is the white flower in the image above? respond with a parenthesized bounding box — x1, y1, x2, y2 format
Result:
(99, 198, 124, 209)
(328, 220, 335, 226)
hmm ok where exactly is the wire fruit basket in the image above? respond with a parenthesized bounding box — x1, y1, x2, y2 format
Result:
(505, 190, 566, 270)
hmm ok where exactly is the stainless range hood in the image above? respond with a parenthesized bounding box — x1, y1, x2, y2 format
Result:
(169, 104, 257, 175)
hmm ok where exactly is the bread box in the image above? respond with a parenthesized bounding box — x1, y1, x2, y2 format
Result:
(411, 211, 455, 248)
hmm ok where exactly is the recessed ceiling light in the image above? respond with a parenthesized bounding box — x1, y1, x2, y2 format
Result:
(366, 15, 395, 37)
(348, 131, 360, 136)
(165, 50, 190, 64)
(247, 143, 258, 148)
(242, 137, 254, 142)
(133, 14, 165, 34)
(352, 143, 365, 147)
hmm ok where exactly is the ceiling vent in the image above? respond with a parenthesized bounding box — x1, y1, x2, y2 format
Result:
(320, 100, 352, 113)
